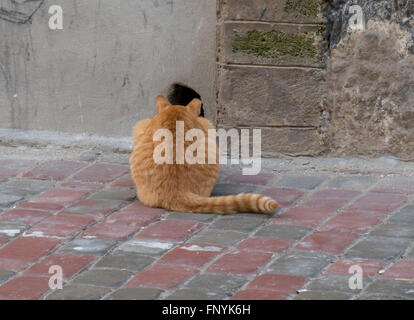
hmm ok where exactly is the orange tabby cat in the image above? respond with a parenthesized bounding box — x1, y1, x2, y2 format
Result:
(129, 96, 278, 214)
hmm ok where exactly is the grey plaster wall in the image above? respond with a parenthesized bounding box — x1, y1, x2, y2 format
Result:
(0, 0, 216, 137)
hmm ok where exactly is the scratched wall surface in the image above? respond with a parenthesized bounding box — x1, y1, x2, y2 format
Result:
(0, 0, 216, 136)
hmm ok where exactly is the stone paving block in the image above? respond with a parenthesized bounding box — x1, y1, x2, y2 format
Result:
(293, 290, 353, 300)
(58, 238, 117, 255)
(0, 193, 23, 208)
(61, 199, 125, 220)
(357, 293, 409, 300)
(0, 237, 60, 262)
(230, 289, 287, 300)
(207, 250, 272, 276)
(237, 237, 292, 253)
(265, 250, 334, 277)
(116, 239, 174, 256)
(371, 223, 414, 240)
(72, 163, 129, 183)
(255, 223, 311, 240)
(166, 211, 217, 222)
(73, 269, 133, 288)
(125, 264, 197, 289)
(0, 208, 52, 225)
(325, 176, 377, 189)
(262, 188, 304, 207)
(364, 279, 414, 299)
(0, 237, 6, 245)
(29, 188, 90, 205)
(24, 253, 94, 279)
(211, 183, 257, 196)
(46, 284, 110, 300)
(0, 222, 27, 238)
(407, 247, 414, 258)
(321, 210, 382, 234)
(324, 259, 385, 278)
(98, 153, 130, 165)
(90, 188, 136, 202)
(225, 172, 275, 185)
(382, 258, 414, 279)
(189, 229, 247, 246)
(210, 215, 267, 232)
(158, 243, 224, 267)
(305, 189, 361, 209)
(106, 288, 163, 300)
(0, 180, 53, 197)
(0, 276, 50, 299)
(0, 258, 28, 272)
(135, 220, 204, 242)
(186, 273, 248, 297)
(276, 175, 326, 190)
(167, 288, 223, 300)
(345, 236, 411, 260)
(83, 206, 162, 240)
(306, 274, 372, 293)
(26, 215, 93, 238)
(348, 193, 407, 215)
(247, 274, 306, 295)
(76, 150, 101, 162)
(275, 206, 337, 228)
(0, 270, 16, 284)
(111, 174, 135, 188)
(23, 160, 86, 181)
(94, 251, 155, 272)
(0, 160, 34, 179)
(389, 205, 414, 224)
(60, 181, 103, 192)
(17, 201, 63, 212)
(296, 230, 360, 255)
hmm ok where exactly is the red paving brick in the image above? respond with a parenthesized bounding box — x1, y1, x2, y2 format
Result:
(135, 220, 204, 242)
(72, 163, 129, 183)
(246, 274, 306, 294)
(321, 210, 382, 233)
(0, 208, 52, 225)
(231, 289, 287, 300)
(24, 253, 94, 279)
(207, 250, 272, 276)
(158, 243, 224, 267)
(29, 188, 90, 205)
(324, 259, 385, 277)
(0, 160, 34, 179)
(305, 189, 361, 209)
(295, 230, 360, 255)
(348, 193, 406, 214)
(236, 238, 292, 253)
(0, 237, 60, 262)
(382, 258, 414, 279)
(111, 174, 135, 188)
(275, 206, 336, 227)
(23, 160, 86, 181)
(0, 276, 50, 299)
(125, 264, 197, 289)
(0, 258, 28, 271)
(83, 204, 163, 240)
(262, 188, 304, 207)
(16, 201, 63, 212)
(25, 215, 93, 237)
(226, 172, 274, 185)
(60, 181, 104, 192)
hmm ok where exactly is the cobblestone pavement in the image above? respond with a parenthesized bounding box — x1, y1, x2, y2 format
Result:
(0, 146, 413, 300)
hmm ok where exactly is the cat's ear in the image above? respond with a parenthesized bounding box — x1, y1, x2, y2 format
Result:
(156, 96, 170, 114)
(187, 98, 202, 117)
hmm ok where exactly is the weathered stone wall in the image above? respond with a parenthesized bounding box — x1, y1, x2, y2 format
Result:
(217, 0, 327, 157)
(217, 0, 414, 158)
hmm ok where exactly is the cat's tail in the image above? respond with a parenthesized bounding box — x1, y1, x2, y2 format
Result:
(176, 193, 278, 214)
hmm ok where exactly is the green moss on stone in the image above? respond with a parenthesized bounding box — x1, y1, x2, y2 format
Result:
(284, 0, 321, 17)
(232, 30, 322, 62)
